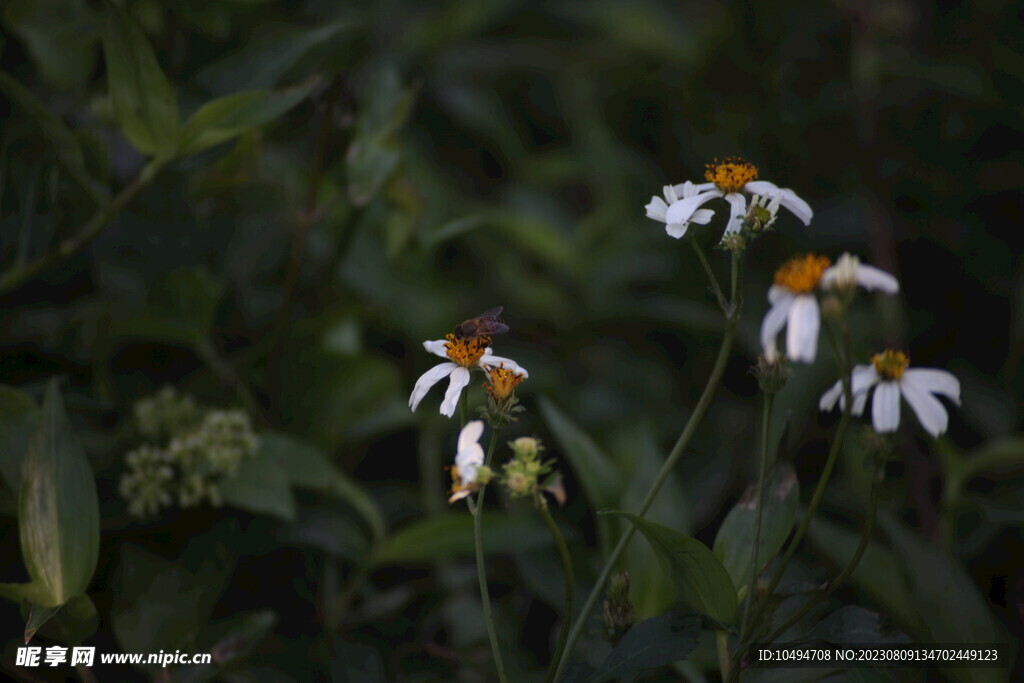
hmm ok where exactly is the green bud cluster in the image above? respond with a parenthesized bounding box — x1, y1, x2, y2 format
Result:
(500, 437, 553, 500)
(120, 388, 258, 517)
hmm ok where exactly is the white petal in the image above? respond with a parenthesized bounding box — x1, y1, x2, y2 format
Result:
(439, 366, 471, 417)
(665, 190, 722, 225)
(852, 391, 869, 416)
(645, 196, 668, 222)
(722, 192, 747, 234)
(458, 420, 484, 452)
(760, 296, 794, 355)
(409, 362, 457, 411)
(744, 180, 780, 195)
(689, 181, 717, 192)
(481, 354, 528, 378)
(671, 180, 702, 198)
(899, 378, 949, 437)
(900, 368, 961, 405)
(855, 264, 900, 294)
(819, 379, 844, 412)
(458, 460, 480, 482)
(850, 365, 880, 397)
(777, 188, 813, 225)
(786, 295, 820, 363)
(665, 222, 689, 239)
(767, 285, 792, 305)
(423, 339, 450, 358)
(690, 208, 714, 225)
(871, 382, 901, 433)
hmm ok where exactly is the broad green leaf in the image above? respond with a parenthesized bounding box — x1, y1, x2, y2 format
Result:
(103, 5, 179, 157)
(260, 431, 385, 542)
(0, 71, 107, 203)
(171, 610, 277, 683)
(373, 512, 551, 564)
(4, 0, 101, 89)
(539, 397, 619, 510)
(804, 606, 908, 645)
(605, 512, 737, 624)
(588, 610, 700, 683)
(219, 442, 296, 521)
(18, 380, 99, 607)
(178, 78, 320, 157)
(713, 463, 799, 599)
(195, 22, 356, 94)
(0, 384, 39, 493)
(23, 603, 61, 643)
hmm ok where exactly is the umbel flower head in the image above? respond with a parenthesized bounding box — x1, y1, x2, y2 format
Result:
(819, 350, 962, 437)
(645, 181, 715, 239)
(760, 252, 899, 363)
(448, 420, 491, 503)
(410, 334, 528, 418)
(663, 157, 813, 236)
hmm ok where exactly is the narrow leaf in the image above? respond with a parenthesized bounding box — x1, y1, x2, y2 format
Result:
(219, 444, 296, 521)
(373, 513, 551, 564)
(103, 5, 179, 157)
(539, 397, 619, 509)
(605, 512, 737, 624)
(19, 380, 100, 607)
(178, 78, 320, 157)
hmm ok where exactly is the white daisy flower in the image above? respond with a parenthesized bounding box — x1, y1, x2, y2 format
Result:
(665, 157, 813, 235)
(644, 181, 715, 239)
(449, 420, 486, 502)
(409, 335, 528, 418)
(819, 351, 961, 437)
(760, 253, 899, 363)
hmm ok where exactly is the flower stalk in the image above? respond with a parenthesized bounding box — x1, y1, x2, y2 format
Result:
(535, 492, 574, 683)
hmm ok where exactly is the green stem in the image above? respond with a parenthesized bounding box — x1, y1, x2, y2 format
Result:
(691, 236, 728, 312)
(715, 629, 732, 680)
(738, 392, 775, 644)
(0, 161, 161, 295)
(553, 255, 743, 681)
(471, 430, 507, 683)
(537, 496, 574, 683)
(760, 451, 885, 645)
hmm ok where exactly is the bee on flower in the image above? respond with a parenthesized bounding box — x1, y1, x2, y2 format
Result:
(658, 157, 813, 237)
(409, 308, 528, 418)
(819, 350, 961, 437)
(760, 252, 899, 363)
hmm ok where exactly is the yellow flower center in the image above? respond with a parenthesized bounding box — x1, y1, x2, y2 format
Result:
(774, 254, 832, 294)
(484, 364, 525, 401)
(704, 157, 759, 193)
(872, 350, 909, 380)
(444, 333, 490, 368)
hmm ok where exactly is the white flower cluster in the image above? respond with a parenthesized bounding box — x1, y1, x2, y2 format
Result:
(120, 389, 259, 517)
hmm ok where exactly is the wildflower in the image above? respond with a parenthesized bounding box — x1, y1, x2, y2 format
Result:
(119, 445, 175, 517)
(410, 335, 528, 418)
(760, 253, 898, 362)
(134, 385, 201, 440)
(819, 350, 961, 437)
(665, 157, 812, 235)
(480, 364, 528, 427)
(645, 181, 715, 239)
(448, 420, 489, 503)
(502, 436, 552, 500)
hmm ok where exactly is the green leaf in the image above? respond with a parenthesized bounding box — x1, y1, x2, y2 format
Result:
(539, 397, 619, 510)
(170, 610, 277, 683)
(0, 385, 39, 493)
(109, 267, 223, 348)
(4, 0, 101, 90)
(103, 4, 179, 157)
(24, 593, 98, 644)
(17, 380, 99, 607)
(604, 512, 737, 624)
(0, 71, 108, 203)
(346, 67, 417, 206)
(588, 610, 700, 683)
(219, 442, 296, 521)
(195, 21, 356, 94)
(713, 463, 799, 599)
(373, 512, 551, 564)
(178, 78, 320, 157)
(260, 431, 385, 542)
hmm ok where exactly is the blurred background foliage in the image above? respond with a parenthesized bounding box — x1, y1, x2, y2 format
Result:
(0, 0, 1022, 680)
